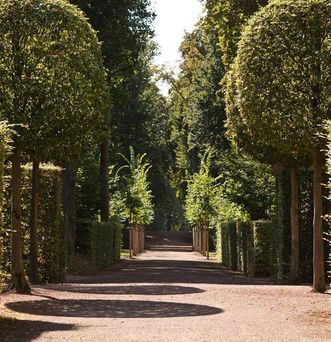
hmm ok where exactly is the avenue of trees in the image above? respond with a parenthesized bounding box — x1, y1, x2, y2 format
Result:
(169, 0, 330, 293)
(0, 0, 330, 295)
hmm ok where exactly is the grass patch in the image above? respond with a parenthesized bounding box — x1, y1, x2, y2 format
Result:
(209, 251, 217, 259)
(121, 249, 130, 258)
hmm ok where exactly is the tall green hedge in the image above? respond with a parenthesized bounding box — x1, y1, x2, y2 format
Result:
(1, 164, 64, 284)
(216, 220, 275, 277)
(90, 217, 122, 268)
(275, 166, 328, 283)
(274, 168, 291, 279)
(236, 221, 253, 275)
(216, 222, 229, 265)
(251, 221, 274, 277)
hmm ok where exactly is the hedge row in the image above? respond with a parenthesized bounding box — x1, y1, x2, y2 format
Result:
(216, 220, 276, 277)
(1, 164, 65, 284)
(90, 217, 122, 268)
(275, 167, 330, 282)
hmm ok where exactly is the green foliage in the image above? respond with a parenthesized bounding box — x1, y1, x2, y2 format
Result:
(217, 149, 275, 220)
(90, 217, 122, 268)
(185, 151, 248, 227)
(236, 221, 254, 275)
(36, 165, 64, 282)
(72, 0, 175, 231)
(214, 190, 250, 223)
(323, 120, 331, 280)
(169, 21, 229, 155)
(169, 19, 229, 193)
(1, 164, 64, 283)
(168, 12, 277, 228)
(115, 147, 154, 225)
(0, 0, 109, 162)
(252, 220, 274, 277)
(227, 0, 331, 162)
(274, 168, 291, 278)
(185, 152, 218, 226)
(0, 122, 11, 287)
(204, 0, 268, 69)
(216, 220, 275, 277)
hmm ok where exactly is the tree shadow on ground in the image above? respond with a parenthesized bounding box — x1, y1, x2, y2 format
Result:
(35, 284, 205, 296)
(66, 259, 275, 285)
(0, 317, 76, 342)
(6, 299, 223, 318)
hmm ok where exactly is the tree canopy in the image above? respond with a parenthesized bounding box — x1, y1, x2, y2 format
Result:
(0, 0, 109, 161)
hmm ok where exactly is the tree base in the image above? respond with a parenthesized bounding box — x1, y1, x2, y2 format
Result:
(5, 274, 31, 294)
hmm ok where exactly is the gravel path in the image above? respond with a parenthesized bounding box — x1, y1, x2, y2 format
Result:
(0, 232, 330, 342)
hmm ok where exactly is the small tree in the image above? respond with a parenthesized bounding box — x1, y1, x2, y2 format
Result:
(0, 0, 108, 291)
(185, 153, 218, 229)
(227, 0, 330, 291)
(185, 151, 248, 227)
(118, 147, 154, 225)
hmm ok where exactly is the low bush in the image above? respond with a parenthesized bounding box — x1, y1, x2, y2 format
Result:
(90, 217, 122, 268)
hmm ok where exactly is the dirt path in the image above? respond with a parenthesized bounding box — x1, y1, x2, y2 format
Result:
(0, 232, 330, 342)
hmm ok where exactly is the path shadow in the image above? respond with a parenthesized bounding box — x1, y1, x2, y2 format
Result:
(6, 299, 223, 318)
(37, 284, 204, 296)
(146, 232, 191, 245)
(149, 246, 193, 252)
(0, 317, 76, 342)
(66, 259, 274, 285)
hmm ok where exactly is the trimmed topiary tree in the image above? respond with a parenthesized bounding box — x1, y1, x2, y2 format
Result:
(0, 0, 109, 291)
(226, 0, 330, 291)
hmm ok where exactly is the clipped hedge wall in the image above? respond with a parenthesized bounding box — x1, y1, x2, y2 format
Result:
(216, 220, 275, 277)
(275, 166, 328, 282)
(252, 221, 274, 277)
(274, 168, 291, 279)
(1, 164, 64, 284)
(90, 217, 122, 268)
(236, 221, 254, 275)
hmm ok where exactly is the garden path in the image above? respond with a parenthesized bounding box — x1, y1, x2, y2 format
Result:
(0, 231, 330, 341)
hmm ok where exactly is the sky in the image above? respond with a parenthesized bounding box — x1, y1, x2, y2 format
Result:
(151, 0, 203, 95)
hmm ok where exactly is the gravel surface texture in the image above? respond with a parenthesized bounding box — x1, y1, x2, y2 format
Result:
(0, 232, 330, 342)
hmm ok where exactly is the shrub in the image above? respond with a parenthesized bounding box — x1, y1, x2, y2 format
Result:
(90, 217, 122, 268)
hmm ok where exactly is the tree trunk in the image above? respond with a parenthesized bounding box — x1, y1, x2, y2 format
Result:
(207, 228, 209, 260)
(29, 156, 39, 284)
(289, 166, 299, 284)
(8, 145, 30, 293)
(100, 137, 110, 222)
(312, 147, 325, 292)
(61, 161, 77, 255)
